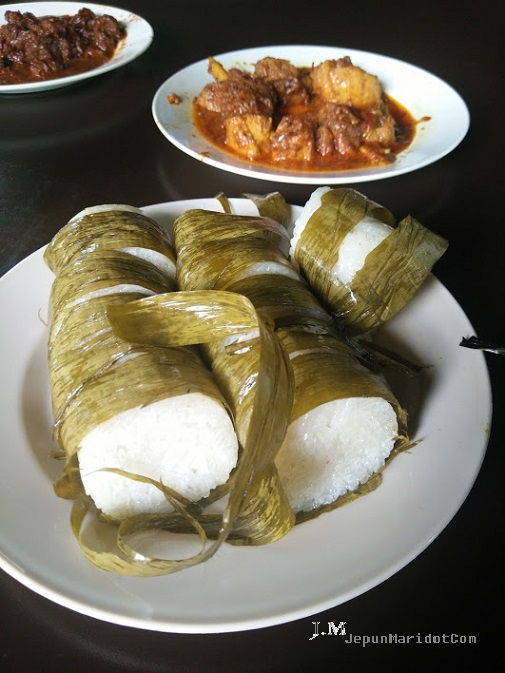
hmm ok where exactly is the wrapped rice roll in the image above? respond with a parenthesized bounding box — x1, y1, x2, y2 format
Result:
(46, 206, 239, 529)
(169, 208, 409, 520)
(108, 290, 296, 545)
(290, 187, 448, 335)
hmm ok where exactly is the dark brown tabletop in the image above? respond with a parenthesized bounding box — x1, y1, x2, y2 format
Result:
(1, 1, 504, 671)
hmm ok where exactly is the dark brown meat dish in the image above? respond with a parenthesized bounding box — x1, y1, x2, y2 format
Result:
(193, 56, 416, 171)
(0, 8, 126, 84)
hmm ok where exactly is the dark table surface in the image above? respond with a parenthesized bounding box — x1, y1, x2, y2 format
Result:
(1, 1, 504, 671)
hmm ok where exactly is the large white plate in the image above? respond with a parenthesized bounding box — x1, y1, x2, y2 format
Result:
(0, 2, 153, 94)
(152, 45, 470, 184)
(0, 198, 490, 633)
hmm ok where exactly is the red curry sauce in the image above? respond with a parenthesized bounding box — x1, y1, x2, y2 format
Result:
(193, 94, 417, 172)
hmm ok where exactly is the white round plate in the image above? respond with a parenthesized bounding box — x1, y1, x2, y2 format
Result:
(152, 45, 470, 184)
(0, 2, 153, 94)
(0, 198, 490, 633)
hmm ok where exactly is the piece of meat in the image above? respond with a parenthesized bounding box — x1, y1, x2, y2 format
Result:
(310, 102, 363, 157)
(314, 125, 335, 156)
(271, 115, 314, 162)
(72, 8, 125, 56)
(253, 57, 311, 108)
(311, 58, 384, 109)
(225, 114, 272, 159)
(360, 104, 396, 146)
(195, 68, 277, 117)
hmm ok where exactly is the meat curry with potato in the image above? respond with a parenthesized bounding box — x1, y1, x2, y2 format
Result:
(192, 56, 417, 172)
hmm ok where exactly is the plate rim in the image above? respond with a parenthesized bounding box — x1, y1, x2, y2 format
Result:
(0, 197, 491, 633)
(0, 1, 153, 94)
(152, 45, 470, 185)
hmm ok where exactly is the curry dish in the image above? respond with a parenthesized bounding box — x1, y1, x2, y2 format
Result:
(193, 56, 416, 172)
(0, 8, 126, 85)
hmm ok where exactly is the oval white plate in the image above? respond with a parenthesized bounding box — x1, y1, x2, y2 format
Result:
(0, 2, 153, 93)
(0, 198, 490, 633)
(152, 45, 470, 184)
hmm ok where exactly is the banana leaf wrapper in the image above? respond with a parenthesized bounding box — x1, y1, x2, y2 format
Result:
(292, 188, 448, 335)
(277, 328, 409, 430)
(107, 290, 295, 546)
(226, 273, 333, 331)
(240, 192, 291, 225)
(215, 191, 290, 226)
(174, 209, 293, 291)
(48, 250, 176, 417)
(44, 204, 176, 277)
(228, 269, 424, 375)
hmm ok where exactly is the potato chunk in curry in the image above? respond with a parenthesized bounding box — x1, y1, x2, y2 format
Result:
(225, 114, 272, 160)
(311, 57, 384, 109)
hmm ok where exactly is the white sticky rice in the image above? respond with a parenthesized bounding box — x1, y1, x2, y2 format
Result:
(331, 216, 392, 285)
(275, 395, 398, 514)
(78, 392, 239, 520)
(119, 246, 176, 280)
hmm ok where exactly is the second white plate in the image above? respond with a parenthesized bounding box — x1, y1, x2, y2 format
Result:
(152, 45, 470, 184)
